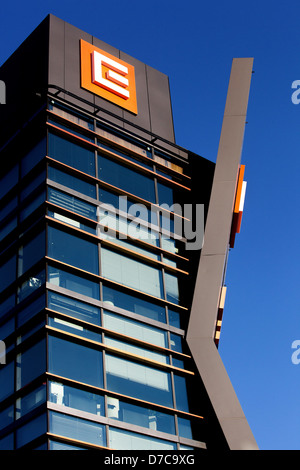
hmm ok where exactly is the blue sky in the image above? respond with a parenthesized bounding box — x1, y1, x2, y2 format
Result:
(1, 0, 300, 450)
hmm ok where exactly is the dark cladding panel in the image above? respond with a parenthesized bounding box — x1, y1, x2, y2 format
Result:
(146, 65, 175, 143)
(64, 22, 94, 108)
(120, 51, 151, 139)
(0, 17, 49, 150)
(48, 15, 65, 95)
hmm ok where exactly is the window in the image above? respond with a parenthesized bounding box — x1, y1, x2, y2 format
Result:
(48, 166, 96, 199)
(104, 336, 169, 364)
(48, 210, 96, 235)
(103, 311, 168, 349)
(107, 397, 176, 435)
(17, 294, 45, 327)
(49, 411, 106, 447)
(48, 226, 99, 275)
(48, 335, 103, 388)
(48, 316, 101, 343)
(18, 230, 45, 276)
(0, 405, 14, 431)
(17, 269, 45, 303)
(20, 189, 46, 223)
(0, 255, 16, 292)
(173, 374, 190, 412)
(0, 165, 18, 200)
(48, 291, 100, 326)
(105, 354, 173, 407)
(48, 133, 95, 176)
(99, 209, 159, 246)
(0, 361, 14, 401)
(108, 427, 176, 450)
(20, 168, 46, 202)
(48, 265, 100, 300)
(48, 187, 97, 221)
(101, 248, 163, 299)
(16, 339, 46, 390)
(98, 154, 156, 203)
(21, 138, 46, 177)
(16, 384, 47, 419)
(164, 272, 180, 304)
(0, 294, 15, 320)
(49, 381, 104, 417)
(16, 413, 47, 448)
(102, 285, 166, 323)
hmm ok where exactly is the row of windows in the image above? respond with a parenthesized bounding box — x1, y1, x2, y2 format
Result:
(47, 182, 186, 257)
(48, 131, 186, 214)
(47, 224, 182, 305)
(48, 100, 187, 179)
(0, 410, 196, 450)
(0, 330, 203, 444)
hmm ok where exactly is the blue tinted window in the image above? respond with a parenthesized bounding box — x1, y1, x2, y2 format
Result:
(0, 195, 17, 220)
(47, 266, 99, 300)
(0, 361, 14, 401)
(17, 294, 45, 327)
(49, 381, 104, 416)
(0, 165, 18, 200)
(157, 182, 174, 207)
(48, 166, 96, 198)
(99, 188, 158, 226)
(109, 427, 176, 450)
(102, 285, 165, 323)
(48, 316, 101, 343)
(106, 354, 173, 408)
(173, 374, 190, 412)
(18, 230, 45, 276)
(17, 270, 45, 303)
(168, 309, 181, 329)
(48, 210, 96, 235)
(164, 272, 179, 305)
(16, 339, 46, 390)
(103, 311, 168, 349)
(49, 411, 106, 447)
(49, 133, 95, 176)
(0, 433, 14, 450)
(20, 169, 46, 202)
(21, 138, 46, 177)
(16, 384, 47, 419)
(177, 416, 193, 439)
(107, 397, 175, 435)
(98, 154, 156, 203)
(48, 119, 94, 142)
(48, 336, 103, 388)
(101, 248, 163, 299)
(20, 189, 46, 223)
(0, 294, 15, 319)
(0, 405, 14, 431)
(0, 255, 16, 291)
(0, 217, 17, 242)
(48, 291, 100, 326)
(16, 413, 47, 448)
(48, 226, 99, 275)
(48, 187, 97, 221)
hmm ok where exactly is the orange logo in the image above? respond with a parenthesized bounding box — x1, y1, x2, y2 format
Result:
(80, 40, 137, 114)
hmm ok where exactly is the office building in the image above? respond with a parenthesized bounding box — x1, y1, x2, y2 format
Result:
(0, 15, 257, 450)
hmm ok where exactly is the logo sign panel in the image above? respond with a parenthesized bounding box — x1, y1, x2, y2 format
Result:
(80, 39, 137, 114)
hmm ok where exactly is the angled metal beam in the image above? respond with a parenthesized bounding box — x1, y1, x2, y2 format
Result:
(186, 58, 258, 450)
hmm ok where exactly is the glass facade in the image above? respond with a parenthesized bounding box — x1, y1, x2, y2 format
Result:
(0, 93, 208, 451)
